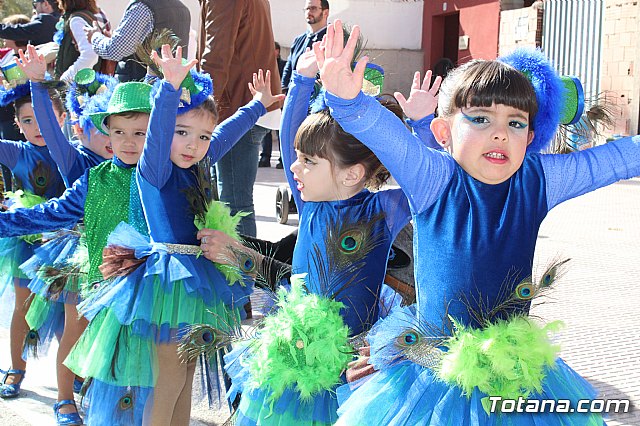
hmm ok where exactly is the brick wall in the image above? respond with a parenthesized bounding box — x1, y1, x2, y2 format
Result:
(601, 0, 640, 135)
(498, 3, 542, 56)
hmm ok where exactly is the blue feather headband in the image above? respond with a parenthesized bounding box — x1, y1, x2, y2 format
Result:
(499, 48, 584, 153)
(150, 68, 213, 114)
(66, 69, 118, 134)
(0, 82, 30, 107)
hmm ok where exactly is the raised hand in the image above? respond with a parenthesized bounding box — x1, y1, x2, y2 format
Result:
(314, 19, 367, 100)
(295, 48, 319, 78)
(151, 44, 198, 90)
(394, 70, 442, 121)
(15, 45, 46, 81)
(248, 69, 285, 109)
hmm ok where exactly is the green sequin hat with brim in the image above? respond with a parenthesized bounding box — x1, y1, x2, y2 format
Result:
(90, 82, 153, 135)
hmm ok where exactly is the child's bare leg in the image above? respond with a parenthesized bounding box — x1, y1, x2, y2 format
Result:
(143, 343, 188, 426)
(171, 361, 196, 425)
(6, 281, 31, 384)
(56, 302, 87, 414)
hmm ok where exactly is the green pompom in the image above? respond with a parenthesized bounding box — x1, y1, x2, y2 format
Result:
(194, 200, 249, 285)
(245, 274, 353, 401)
(5, 190, 46, 244)
(438, 316, 562, 408)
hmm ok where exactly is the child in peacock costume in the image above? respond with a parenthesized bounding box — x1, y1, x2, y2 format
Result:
(204, 38, 437, 425)
(61, 44, 283, 425)
(0, 49, 67, 400)
(0, 73, 157, 425)
(14, 46, 119, 424)
(316, 22, 638, 425)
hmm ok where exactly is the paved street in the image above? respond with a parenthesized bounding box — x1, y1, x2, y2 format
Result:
(1, 153, 639, 425)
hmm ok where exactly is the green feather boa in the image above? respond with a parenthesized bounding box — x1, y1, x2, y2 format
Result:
(438, 316, 562, 411)
(245, 274, 353, 401)
(193, 200, 248, 285)
(4, 190, 46, 244)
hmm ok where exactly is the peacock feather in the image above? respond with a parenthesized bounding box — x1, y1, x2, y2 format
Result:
(308, 212, 386, 302)
(22, 329, 40, 359)
(135, 28, 180, 78)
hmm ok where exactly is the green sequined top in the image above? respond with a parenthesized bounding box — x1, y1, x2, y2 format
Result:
(84, 160, 147, 284)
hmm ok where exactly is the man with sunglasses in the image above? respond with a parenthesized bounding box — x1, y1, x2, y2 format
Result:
(0, 0, 61, 46)
(280, 0, 330, 93)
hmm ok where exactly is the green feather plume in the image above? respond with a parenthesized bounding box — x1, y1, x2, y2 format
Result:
(4, 190, 46, 244)
(437, 316, 562, 412)
(194, 200, 249, 285)
(245, 274, 353, 401)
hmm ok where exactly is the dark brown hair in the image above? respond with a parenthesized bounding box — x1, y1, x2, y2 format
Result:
(186, 95, 219, 124)
(294, 95, 403, 189)
(438, 60, 537, 127)
(15, 90, 64, 118)
(58, 0, 98, 14)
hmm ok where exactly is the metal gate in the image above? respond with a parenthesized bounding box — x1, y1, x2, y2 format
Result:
(542, 0, 604, 100)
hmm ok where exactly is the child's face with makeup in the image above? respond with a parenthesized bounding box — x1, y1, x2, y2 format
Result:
(15, 102, 65, 146)
(77, 124, 113, 159)
(441, 103, 534, 185)
(170, 109, 215, 168)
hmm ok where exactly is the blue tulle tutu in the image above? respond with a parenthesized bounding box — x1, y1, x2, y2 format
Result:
(335, 306, 603, 426)
(80, 378, 151, 426)
(0, 237, 34, 296)
(20, 230, 83, 304)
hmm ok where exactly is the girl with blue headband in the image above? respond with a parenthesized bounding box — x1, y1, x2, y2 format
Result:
(317, 21, 640, 426)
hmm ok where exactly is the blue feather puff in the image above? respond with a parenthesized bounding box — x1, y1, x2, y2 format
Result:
(150, 69, 214, 114)
(499, 48, 564, 153)
(65, 72, 118, 134)
(0, 82, 30, 107)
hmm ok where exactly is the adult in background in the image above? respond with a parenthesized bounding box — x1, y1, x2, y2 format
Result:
(198, 0, 282, 237)
(84, 0, 190, 82)
(280, 0, 329, 93)
(0, 0, 61, 47)
(259, 41, 287, 168)
(54, 0, 101, 82)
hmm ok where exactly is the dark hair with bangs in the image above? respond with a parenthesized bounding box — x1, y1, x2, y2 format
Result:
(294, 95, 402, 189)
(15, 91, 64, 118)
(184, 95, 219, 124)
(438, 60, 538, 128)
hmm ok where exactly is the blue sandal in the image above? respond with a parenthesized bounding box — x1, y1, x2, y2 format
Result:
(53, 399, 83, 426)
(0, 368, 25, 398)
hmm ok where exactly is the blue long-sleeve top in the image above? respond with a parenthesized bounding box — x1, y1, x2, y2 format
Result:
(281, 73, 412, 335)
(327, 90, 640, 330)
(0, 138, 66, 199)
(137, 81, 265, 244)
(0, 156, 139, 238)
(31, 82, 107, 186)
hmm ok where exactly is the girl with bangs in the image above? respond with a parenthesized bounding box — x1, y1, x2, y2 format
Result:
(318, 21, 640, 426)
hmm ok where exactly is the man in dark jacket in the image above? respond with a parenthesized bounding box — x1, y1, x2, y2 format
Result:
(0, 0, 61, 46)
(280, 0, 329, 92)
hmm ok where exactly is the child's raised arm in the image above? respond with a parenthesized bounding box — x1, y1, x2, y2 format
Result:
(139, 45, 195, 189)
(542, 135, 640, 210)
(207, 70, 283, 162)
(17, 46, 81, 186)
(396, 70, 442, 149)
(317, 21, 454, 213)
(280, 50, 319, 213)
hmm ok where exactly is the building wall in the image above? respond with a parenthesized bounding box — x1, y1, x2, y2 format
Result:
(423, 0, 502, 71)
(601, 0, 640, 135)
(498, 3, 541, 56)
(101, 0, 423, 95)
